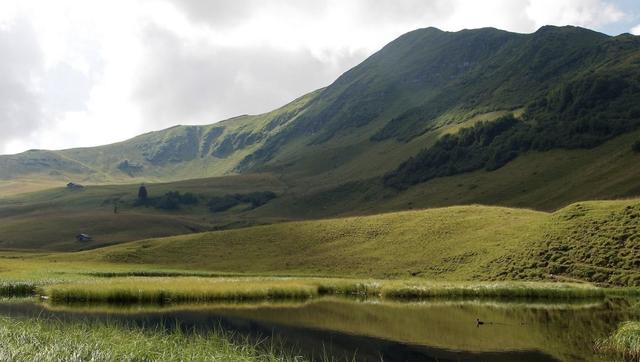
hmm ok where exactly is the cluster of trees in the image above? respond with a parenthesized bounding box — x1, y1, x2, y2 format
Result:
(133, 186, 276, 212)
(384, 116, 522, 189)
(135, 185, 198, 210)
(384, 70, 640, 189)
(207, 191, 277, 213)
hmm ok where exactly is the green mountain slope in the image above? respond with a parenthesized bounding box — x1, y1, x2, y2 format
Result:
(3, 26, 638, 197)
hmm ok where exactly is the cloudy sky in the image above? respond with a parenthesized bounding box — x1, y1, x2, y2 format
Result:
(0, 0, 639, 155)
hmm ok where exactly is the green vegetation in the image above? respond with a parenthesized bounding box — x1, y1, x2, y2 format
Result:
(0, 317, 302, 362)
(596, 321, 640, 360)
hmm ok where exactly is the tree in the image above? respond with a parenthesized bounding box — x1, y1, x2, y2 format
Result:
(138, 185, 148, 202)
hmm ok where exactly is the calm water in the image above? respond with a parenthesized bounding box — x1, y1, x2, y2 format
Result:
(0, 297, 638, 361)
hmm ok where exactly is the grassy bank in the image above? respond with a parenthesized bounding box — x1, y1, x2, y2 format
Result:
(596, 321, 640, 361)
(0, 316, 303, 361)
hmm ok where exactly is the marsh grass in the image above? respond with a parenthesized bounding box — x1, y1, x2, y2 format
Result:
(0, 316, 305, 361)
(596, 321, 640, 361)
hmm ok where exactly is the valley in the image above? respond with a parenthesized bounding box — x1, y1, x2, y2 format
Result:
(1, 24, 640, 361)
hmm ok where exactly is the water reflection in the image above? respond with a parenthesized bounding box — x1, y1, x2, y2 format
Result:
(0, 297, 637, 361)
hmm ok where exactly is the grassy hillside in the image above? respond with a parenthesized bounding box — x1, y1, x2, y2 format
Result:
(3, 128, 640, 251)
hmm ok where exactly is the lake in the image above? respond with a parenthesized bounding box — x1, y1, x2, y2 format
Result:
(0, 297, 637, 361)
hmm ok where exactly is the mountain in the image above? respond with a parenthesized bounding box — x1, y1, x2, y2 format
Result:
(1, 26, 640, 208)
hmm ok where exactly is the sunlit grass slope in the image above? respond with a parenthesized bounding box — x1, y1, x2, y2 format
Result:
(61, 205, 546, 280)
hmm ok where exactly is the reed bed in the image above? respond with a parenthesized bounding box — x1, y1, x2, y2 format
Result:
(0, 281, 37, 297)
(40, 277, 639, 305)
(379, 281, 613, 300)
(44, 278, 319, 304)
(596, 321, 640, 361)
(0, 316, 305, 361)
(85, 270, 236, 278)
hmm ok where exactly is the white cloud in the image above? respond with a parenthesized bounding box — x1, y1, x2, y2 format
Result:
(632, 24, 640, 35)
(526, 0, 625, 29)
(0, 0, 631, 154)
(0, 17, 46, 153)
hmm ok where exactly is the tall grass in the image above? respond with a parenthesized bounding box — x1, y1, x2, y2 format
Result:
(0, 316, 305, 361)
(596, 321, 640, 360)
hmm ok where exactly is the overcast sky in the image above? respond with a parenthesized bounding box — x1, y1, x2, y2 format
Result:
(0, 0, 639, 155)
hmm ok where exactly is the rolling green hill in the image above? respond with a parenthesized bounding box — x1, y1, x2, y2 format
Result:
(33, 198, 637, 286)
